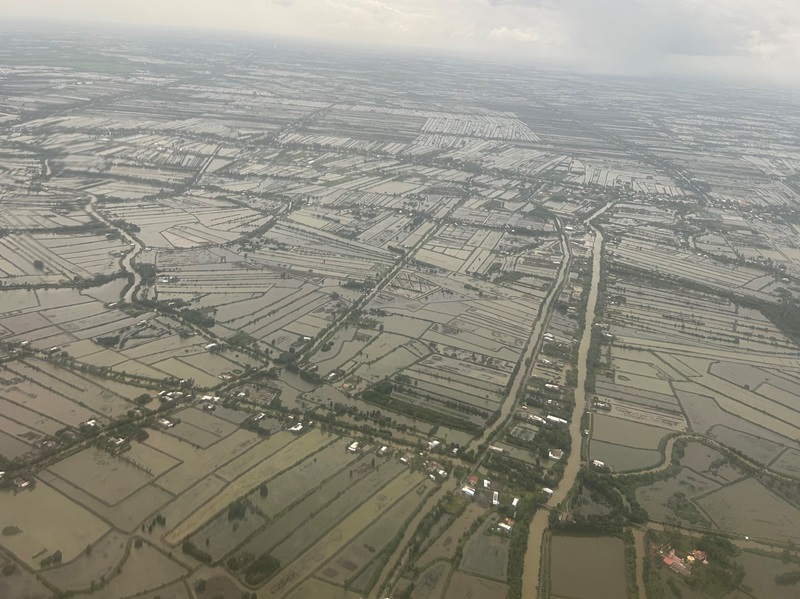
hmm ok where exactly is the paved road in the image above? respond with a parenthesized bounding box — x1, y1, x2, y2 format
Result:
(522, 204, 608, 598)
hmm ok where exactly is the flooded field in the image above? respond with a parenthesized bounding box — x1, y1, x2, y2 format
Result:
(736, 551, 800, 599)
(590, 440, 662, 472)
(548, 535, 626, 599)
(696, 477, 800, 544)
(443, 570, 507, 599)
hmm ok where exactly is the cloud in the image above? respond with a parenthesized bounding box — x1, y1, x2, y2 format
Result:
(1, 0, 799, 84)
(489, 26, 540, 43)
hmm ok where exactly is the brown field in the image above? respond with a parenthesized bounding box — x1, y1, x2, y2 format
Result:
(444, 571, 507, 599)
(736, 551, 800, 599)
(459, 521, 509, 581)
(284, 577, 362, 599)
(48, 448, 153, 505)
(232, 455, 402, 569)
(164, 428, 334, 545)
(696, 478, 800, 544)
(124, 441, 181, 477)
(549, 535, 626, 599)
(75, 541, 188, 599)
(0, 482, 110, 568)
(264, 470, 425, 598)
(42, 530, 128, 591)
(159, 476, 227, 537)
(43, 471, 173, 533)
(150, 428, 263, 495)
(249, 439, 360, 517)
(270, 463, 413, 564)
(215, 431, 295, 481)
(0, 550, 53, 599)
(317, 479, 432, 586)
(414, 561, 453, 599)
(418, 503, 485, 567)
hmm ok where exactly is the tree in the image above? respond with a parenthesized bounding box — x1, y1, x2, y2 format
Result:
(260, 483, 269, 498)
(33, 259, 44, 270)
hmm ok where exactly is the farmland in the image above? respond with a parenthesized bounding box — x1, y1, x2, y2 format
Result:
(546, 535, 627, 599)
(1, 20, 800, 599)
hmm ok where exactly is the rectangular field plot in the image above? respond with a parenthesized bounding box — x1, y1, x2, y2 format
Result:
(41, 473, 173, 533)
(548, 535, 626, 599)
(316, 478, 432, 586)
(695, 478, 800, 544)
(164, 428, 335, 545)
(591, 414, 670, 450)
(263, 469, 426, 598)
(590, 440, 661, 472)
(47, 448, 153, 505)
(149, 428, 263, 496)
(459, 520, 509, 581)
(0, 481, 110, 568)
(444, 571, 507, 599)
(247, 439, 361, 518)
(240, 459, 408, 566)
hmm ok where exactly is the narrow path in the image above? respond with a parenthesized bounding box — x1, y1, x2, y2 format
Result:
(633, 528, 647, 599)
(522, 204, 608, 598)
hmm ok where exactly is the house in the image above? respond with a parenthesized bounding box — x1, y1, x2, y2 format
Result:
(492, 491, 499, 506)
(542, 487, 554, 497)
(461, 486, 475, 497)
(288, 423, 304, 434)
(512, 497, 520, 508)
(547, 415, 568, 425)
(592, 459, 605, 468)
(378, 445, 389, 457)
(549, 449, 564, 460)
(158, 418, 174, 429)
(347, 441, 360, 453)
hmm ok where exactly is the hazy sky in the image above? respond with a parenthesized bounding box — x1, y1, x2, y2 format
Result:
(3, 0, 800, 84)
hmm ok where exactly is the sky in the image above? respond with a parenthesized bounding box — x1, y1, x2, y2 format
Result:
(3, 0, 800, 85)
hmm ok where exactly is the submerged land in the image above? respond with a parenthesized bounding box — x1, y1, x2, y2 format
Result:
(1, 22, 800, 599)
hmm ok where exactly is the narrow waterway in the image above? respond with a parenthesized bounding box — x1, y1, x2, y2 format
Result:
(468, 221, 572, 455)
(521, 205, 607, 598)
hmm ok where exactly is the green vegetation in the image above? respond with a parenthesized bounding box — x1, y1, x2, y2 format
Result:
(666, 492, 708, 525)
(360, 379, 480, 434)
(182, 540, 212, 564)
(181, 307, 216, 328)
(506, 493, 537, 599)
(227, 498, 247, 521)
(227, 331, 257, 348)
(775, 570, 800, 585)
(244, 553, 281, 585)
